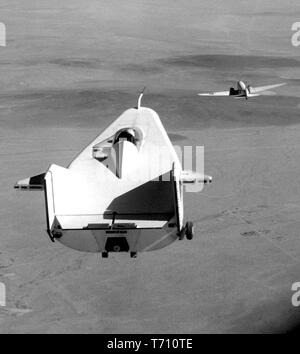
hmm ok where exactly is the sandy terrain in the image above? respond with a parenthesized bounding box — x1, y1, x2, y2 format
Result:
(0, 0, 300, 333)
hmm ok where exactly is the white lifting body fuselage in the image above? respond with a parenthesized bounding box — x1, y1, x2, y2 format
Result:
(15, 102, 212, 258)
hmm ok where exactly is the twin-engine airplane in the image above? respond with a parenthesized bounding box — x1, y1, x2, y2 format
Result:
(15, 92, 212, 258)
(198, 81, 286, 100)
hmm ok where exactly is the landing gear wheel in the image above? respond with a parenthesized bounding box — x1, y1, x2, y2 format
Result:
(185, 222, 194, 240)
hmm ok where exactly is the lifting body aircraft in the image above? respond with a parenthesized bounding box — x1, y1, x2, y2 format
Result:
(15, 92, 212, 258)
(198, 81, 286, 100)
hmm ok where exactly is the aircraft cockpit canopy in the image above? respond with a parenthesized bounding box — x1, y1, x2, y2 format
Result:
(113, 127, 143, 149)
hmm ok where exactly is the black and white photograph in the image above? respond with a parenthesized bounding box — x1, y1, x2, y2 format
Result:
(0, 0, 300, 337)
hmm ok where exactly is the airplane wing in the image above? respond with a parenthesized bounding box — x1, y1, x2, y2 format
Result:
(234, 94, 261, 99)
(198, 91, 230, 97)
(250, 83, 286, 94)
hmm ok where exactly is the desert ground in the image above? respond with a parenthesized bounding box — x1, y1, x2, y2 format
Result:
(0, 0, 300, 333)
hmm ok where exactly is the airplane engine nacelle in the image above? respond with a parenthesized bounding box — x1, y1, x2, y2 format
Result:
(230, 87, 237, 96)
